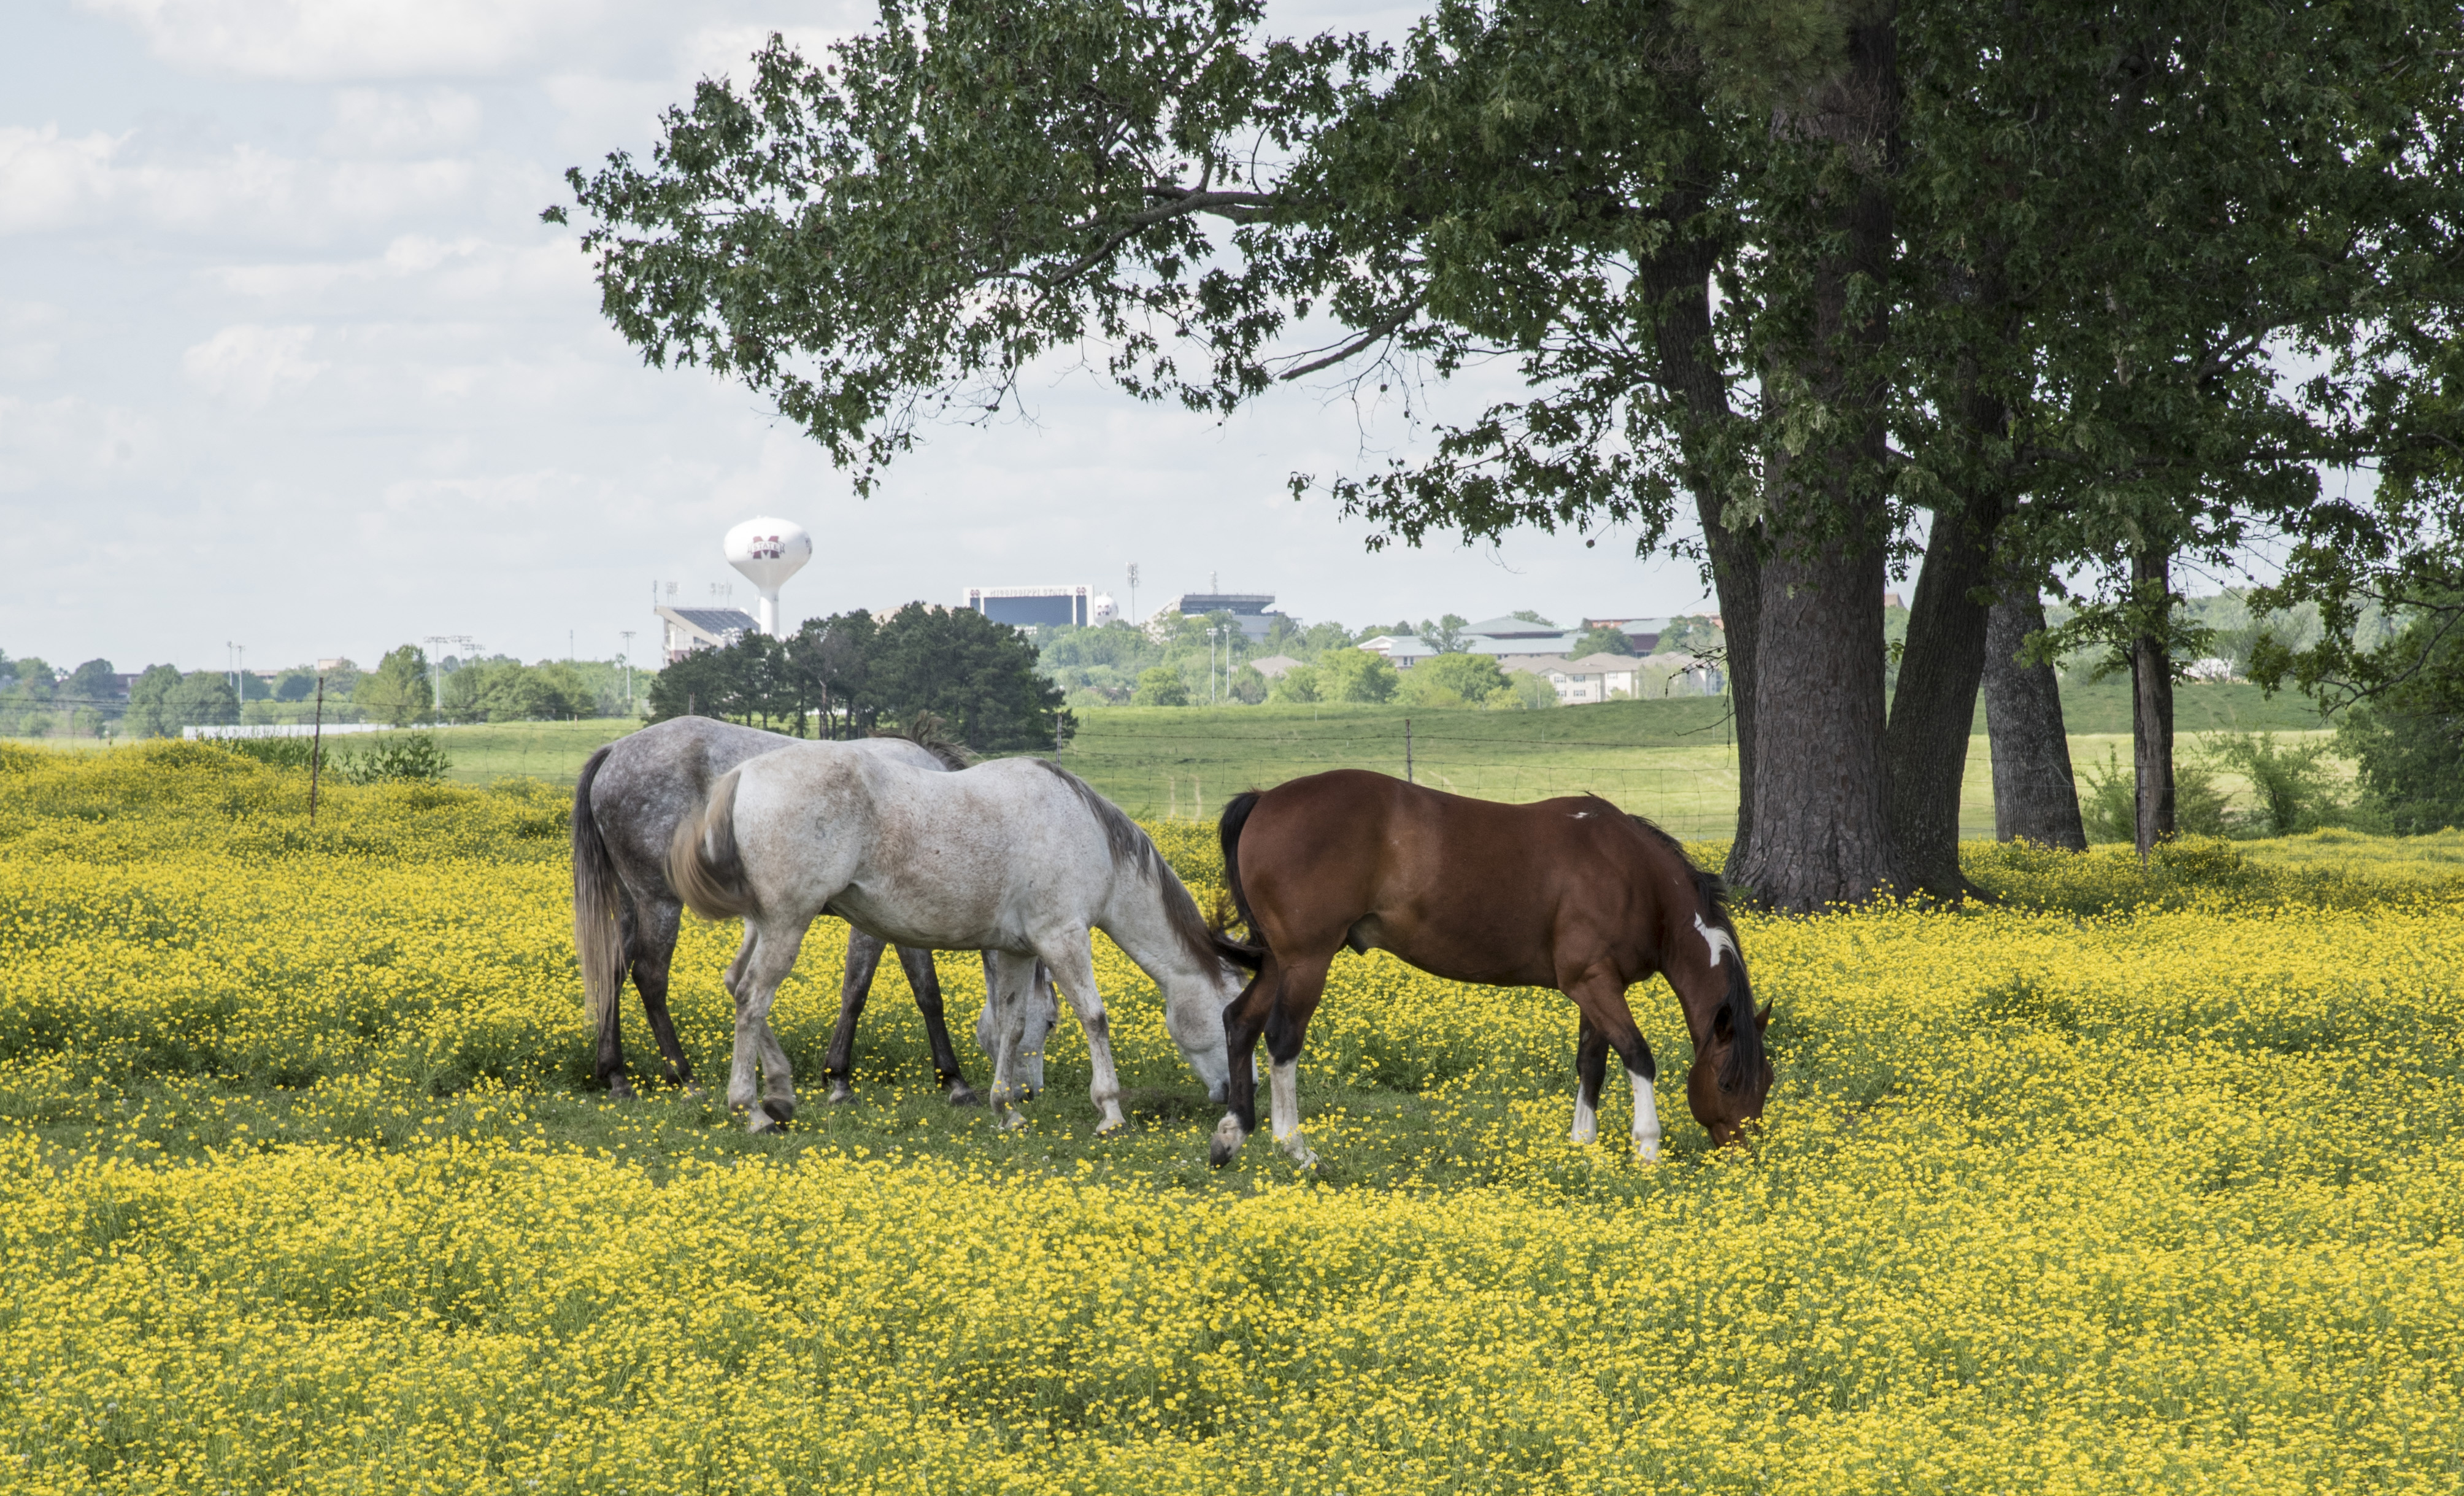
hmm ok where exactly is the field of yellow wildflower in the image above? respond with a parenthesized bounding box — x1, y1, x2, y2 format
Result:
(2, 742, 2461, 1494)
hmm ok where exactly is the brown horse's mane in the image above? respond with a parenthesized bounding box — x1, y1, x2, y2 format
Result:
(1622, 806, 1765, 1095)
(1031, 759, 1250, 975)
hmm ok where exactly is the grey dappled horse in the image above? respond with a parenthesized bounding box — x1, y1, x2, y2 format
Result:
(668, 747, 1252, 1133)
(571, 717, 1057, 1103)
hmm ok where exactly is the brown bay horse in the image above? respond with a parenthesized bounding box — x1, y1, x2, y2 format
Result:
(1212, 769, 1770, 1166)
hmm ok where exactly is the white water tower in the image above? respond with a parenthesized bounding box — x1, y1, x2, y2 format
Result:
(1090, 592, 1118, 625)
(723, 517, 812, 639)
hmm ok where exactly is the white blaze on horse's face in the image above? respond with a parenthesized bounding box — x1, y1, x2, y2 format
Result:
(1693, 912, 1738, 969)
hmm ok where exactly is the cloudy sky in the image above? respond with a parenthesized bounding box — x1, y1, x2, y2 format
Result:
(1, 0, 1724, 676)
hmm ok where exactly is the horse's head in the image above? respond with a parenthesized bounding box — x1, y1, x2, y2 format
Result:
(1685, 998, 1772, 1147)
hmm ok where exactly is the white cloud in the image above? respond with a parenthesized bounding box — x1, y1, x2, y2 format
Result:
(181, 323, 326, 406)
(78, 0, 645, 82)
(0, 394, 157, 491)
(323, 88, 485, 156)
(0, 127, 124, 235)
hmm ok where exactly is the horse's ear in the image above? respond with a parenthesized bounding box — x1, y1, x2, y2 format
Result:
(1755, 1002, 1771, 1033)
(1711, 1004, 1735, 1039)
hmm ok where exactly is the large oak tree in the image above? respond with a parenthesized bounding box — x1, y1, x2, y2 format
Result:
(555, 0, 2460, 906)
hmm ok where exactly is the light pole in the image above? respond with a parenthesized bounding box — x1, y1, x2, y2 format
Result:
(1126, 563, 1139, 625)
(619, 631, 636, 711)
(424, 635, 476, 722)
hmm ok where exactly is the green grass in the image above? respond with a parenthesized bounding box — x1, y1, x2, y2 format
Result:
(417, 719, 637, 786)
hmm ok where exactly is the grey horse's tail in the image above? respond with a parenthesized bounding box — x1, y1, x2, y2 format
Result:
(669, 769, 759, 922)
(572, 746, 627, 1033)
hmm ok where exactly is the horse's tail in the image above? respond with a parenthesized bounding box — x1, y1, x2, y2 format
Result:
(572, 746, 628, 1032)
(1690, 863, 1766, 1095)
(1213, 790, 1267, 968)
(1218, 790, 1261, 931)
(668, 769, 759, 922)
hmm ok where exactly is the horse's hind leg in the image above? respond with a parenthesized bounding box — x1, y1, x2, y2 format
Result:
(1260, 958, 1329, 1168)
(1570, 1016, 1610, 1145)
(1209, 958, 1279, 1167)
(730, 919, 813, 1134)
(1566, 977, 1660, 1162)
(980, 949, 1043, 1129)
(823, 929, 890, 1104)
(896, 944, 982, 1106)
(631, 899, 698, 1095)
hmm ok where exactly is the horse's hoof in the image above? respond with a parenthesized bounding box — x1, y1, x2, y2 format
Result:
(606, 1076, 636, 1101)
(998, 1109, 1030, 1133)
(826, 1082, 858, 1105)
(745, 1110, 777, 1135)
(945, 1083, 984, 1108)
(677, 1082, 706, 1100)
(1633, 1138, 1661, 1163)
(1095, 1119, 1125, 1138)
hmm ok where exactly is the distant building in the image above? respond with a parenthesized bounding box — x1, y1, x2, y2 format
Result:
(1147, 592, 1284, 641)
(1249, 654, 1305, 680)
(1362, 614, 1587, 667)
(1512, 653, 1642, 703)
(965, 585, 1095, 628)
(1580, 615, 1671, 652)
(658, 604, 759, 663)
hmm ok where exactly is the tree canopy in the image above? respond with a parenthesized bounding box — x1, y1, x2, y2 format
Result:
(649, 605, 1067, 751)
(556, 0, 2464, 902)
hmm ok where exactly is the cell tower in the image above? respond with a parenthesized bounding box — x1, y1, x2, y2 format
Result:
(723, 517, 812, 639)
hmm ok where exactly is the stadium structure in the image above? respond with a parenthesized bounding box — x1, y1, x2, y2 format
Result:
(1147, 592, 1284, 641)
(656, 606, 758, 663)
(964, 585, 1099, 628)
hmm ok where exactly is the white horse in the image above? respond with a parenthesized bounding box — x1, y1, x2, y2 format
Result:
(668, 747, 1249, 1133)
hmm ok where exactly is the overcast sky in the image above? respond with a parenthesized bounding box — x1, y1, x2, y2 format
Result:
(0, 0, 1728, 675)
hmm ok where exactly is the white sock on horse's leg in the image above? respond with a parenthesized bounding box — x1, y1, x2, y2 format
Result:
(726, 1003, 762, 1114)
(1570, 1088, 1598, 1145)
(1269, 1058, 1317, 1166)
(1630, 1070, 1661, 1162)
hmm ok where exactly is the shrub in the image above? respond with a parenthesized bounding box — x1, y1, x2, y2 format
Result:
(2077, 745, 2231, 842)
(1315, 649, 1398, 703)
(2210, 731, 2346, 836)
(1131, 666, 1189, 707)
(1266, 665, 1320, 703)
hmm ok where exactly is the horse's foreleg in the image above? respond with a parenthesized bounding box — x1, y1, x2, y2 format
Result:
(898, 944, 980, 1106)
(824, 929, 890, 1104)
(1570, 1016, 1610, 1145)
(1039, 938, 1126, 1136)
(1566, 979, 1659, 1162)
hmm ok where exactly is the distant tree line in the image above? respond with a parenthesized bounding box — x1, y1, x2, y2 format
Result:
(647, 604, 1065, 752)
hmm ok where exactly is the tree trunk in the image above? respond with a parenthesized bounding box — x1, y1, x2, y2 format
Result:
(1729, 7, 1903, 911)
(2131, 546, 2176, 855)
(1884, 496, 2003, 900)
(1638, 170, 1758, 860)
(1983, 577, 2087, 850)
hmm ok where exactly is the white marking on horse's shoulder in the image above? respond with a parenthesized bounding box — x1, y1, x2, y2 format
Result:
(1693, 912, 1738, 968)
(1571, 810, 1590, 819)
